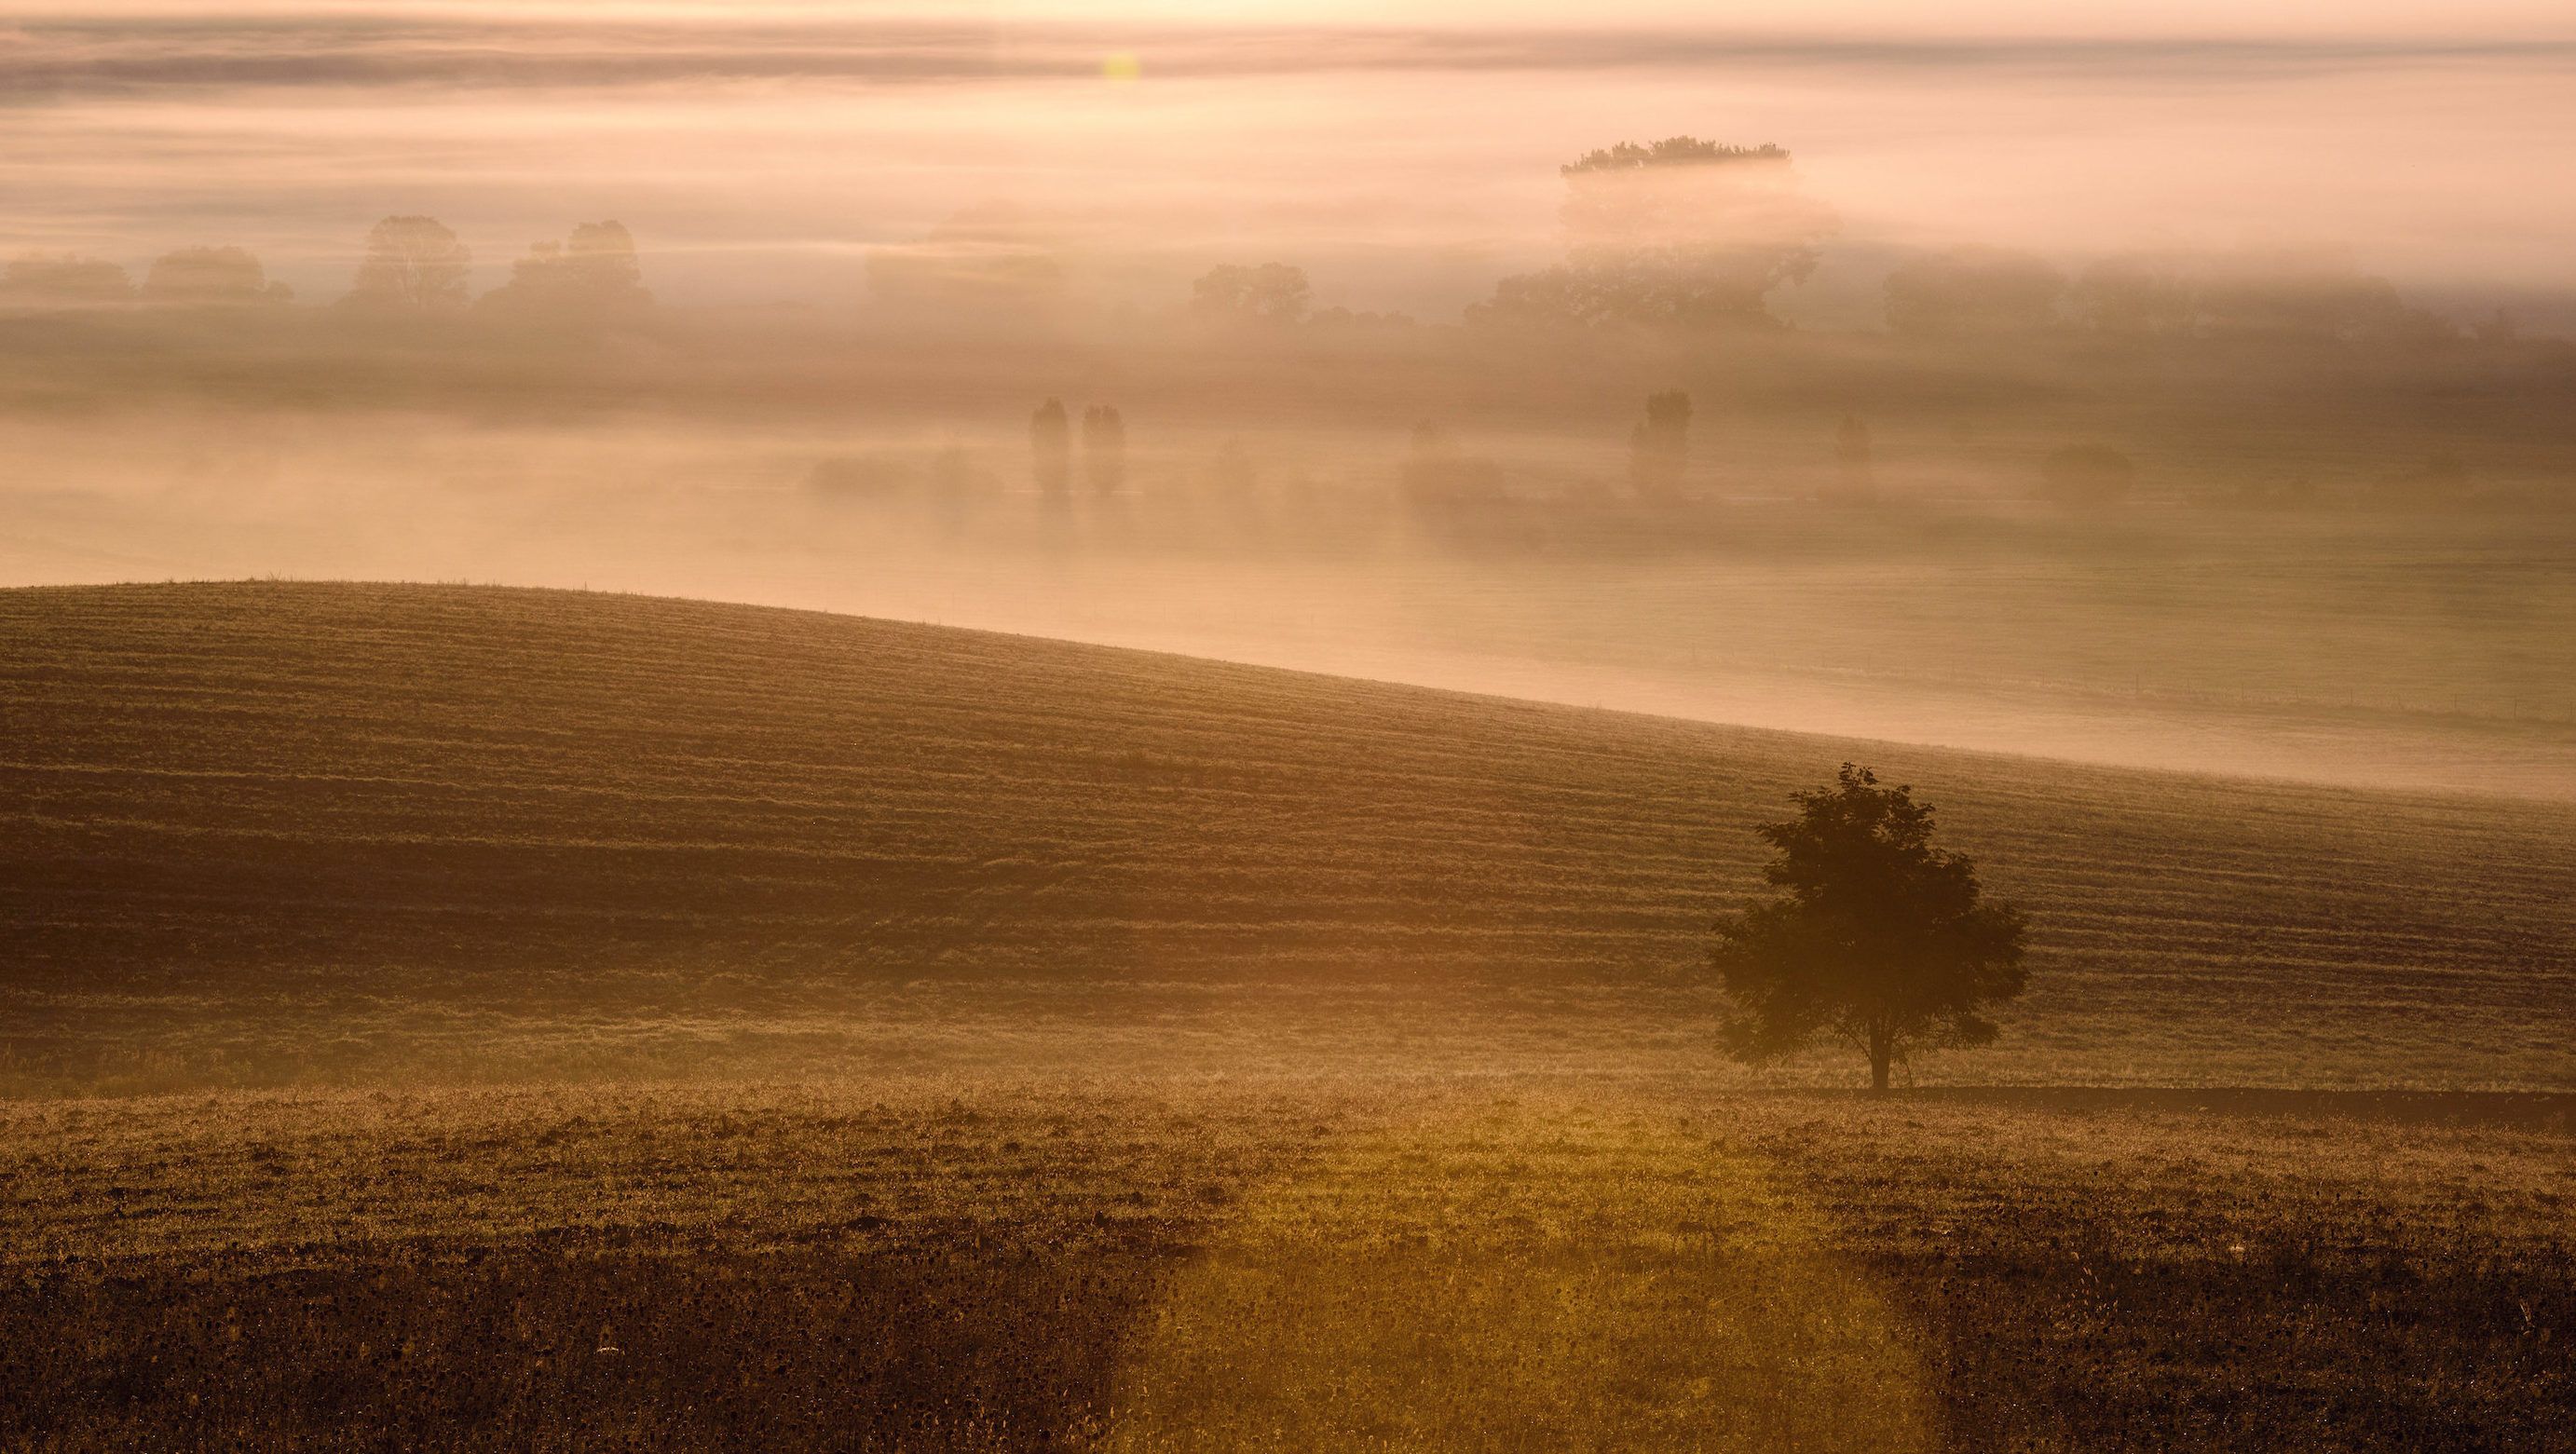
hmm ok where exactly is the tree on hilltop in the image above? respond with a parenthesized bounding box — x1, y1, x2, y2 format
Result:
(1712, 765, 2029, 1091)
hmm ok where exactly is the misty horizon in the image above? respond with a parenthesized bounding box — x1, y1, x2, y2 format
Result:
(9, 5, 2576, 328)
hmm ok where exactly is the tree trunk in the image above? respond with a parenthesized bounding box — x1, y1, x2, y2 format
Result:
(1869, 1024, 1892, 1093)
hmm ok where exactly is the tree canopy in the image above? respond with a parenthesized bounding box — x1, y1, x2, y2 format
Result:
(140, 247, 291, 307)
(0, 253, 133, 309)
(478, 221, 650, 322)
(345, 215, 471, 310)
(1712, 765, 2028, 1090)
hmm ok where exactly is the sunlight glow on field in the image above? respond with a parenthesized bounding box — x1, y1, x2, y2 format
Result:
(1108, 1103, 1932, 1452)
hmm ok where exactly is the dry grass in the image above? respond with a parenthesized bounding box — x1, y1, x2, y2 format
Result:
(3, 580, 2572, 1094)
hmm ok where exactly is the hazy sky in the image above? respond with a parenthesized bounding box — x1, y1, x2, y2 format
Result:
(7, 3, 2574, 317)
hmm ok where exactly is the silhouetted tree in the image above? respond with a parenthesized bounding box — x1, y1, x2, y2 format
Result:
(1884, 249, 2065, 337)
(1081, 405, 1126, 495)
(1472, 138, 1833, 332)
(1628, 390, 1692, 499)
(1713, 765, 2029, 1092)
(1831, 414, 1874, 501)
(140, 247, 292, 306)
(478, 222, 650, 321)
(1029, 399, 1072, 497)
(1190, 264, 1311, 325)
(0, 253, 133, 309)
(2038, 444, 2136, 507)
(344, 215, 471, 310)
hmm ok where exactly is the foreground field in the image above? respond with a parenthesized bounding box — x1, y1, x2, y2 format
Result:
(4, 1078, 2568, 1451)
(5, 579, 2573, 1093)
(7, 582, 2573, 1448)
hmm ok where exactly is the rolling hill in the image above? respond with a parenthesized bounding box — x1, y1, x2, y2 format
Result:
(3, 579, 2571, 1092)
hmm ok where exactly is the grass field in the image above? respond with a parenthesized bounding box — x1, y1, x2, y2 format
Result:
(5, 580, 2573, 1448)
(3, 579, 2571, 1094)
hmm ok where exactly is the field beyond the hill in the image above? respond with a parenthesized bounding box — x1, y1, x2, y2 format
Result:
(3, 579, 2572, 1094)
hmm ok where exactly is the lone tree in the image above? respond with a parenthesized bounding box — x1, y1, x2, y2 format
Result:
(1712, 765, 2028, 1091)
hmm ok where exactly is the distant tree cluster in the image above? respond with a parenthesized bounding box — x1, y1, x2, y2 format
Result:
(1473, 137, 1835, 333)
(344, 216, 472, 311)
(0, 215, 652, 326)
(0, 253, 139, 308)
(477, 222, 652, 321)
(1191, 264, 1312, 325)
(1884, 244, 2462, 346)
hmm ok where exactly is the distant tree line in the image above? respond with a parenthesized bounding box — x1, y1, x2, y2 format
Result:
(0, 216, 651, 324)
(0, 166, 2501, 352)
(1881, 245, 2460, 346)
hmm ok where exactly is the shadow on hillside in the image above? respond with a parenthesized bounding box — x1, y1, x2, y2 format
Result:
(1765, 1086, 2576, 1131)
(2, 1231, 1187, 1451)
